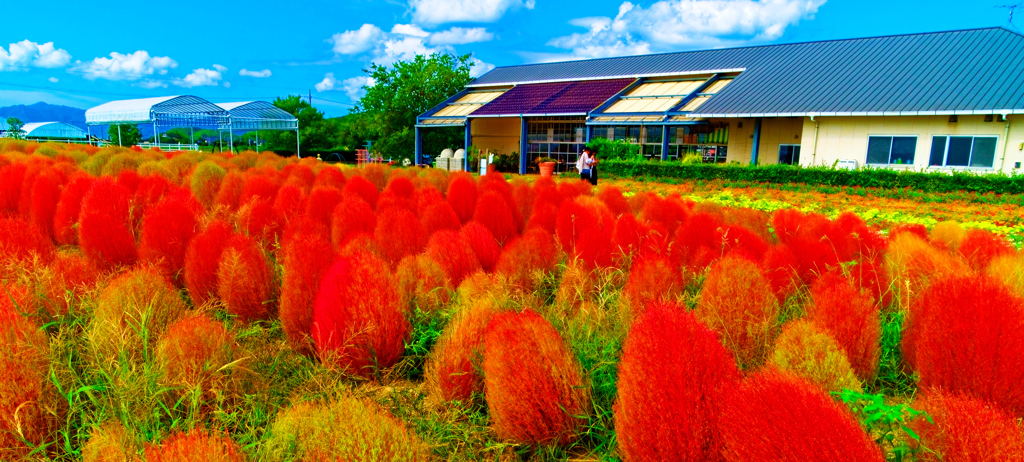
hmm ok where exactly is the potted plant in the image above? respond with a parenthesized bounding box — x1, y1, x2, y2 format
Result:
(534, 156, 557, 177)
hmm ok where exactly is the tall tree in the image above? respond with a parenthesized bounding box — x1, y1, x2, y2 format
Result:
(262, 96, 335, 155)
(4, 117, 25, 140)
(108, 124, 142, 147)
(356, 53, 475, 163)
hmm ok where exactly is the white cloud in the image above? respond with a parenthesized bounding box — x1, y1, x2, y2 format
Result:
(48, 77, 59, 83)
(377, 36, 442, 65)
(391, 24, 431, 38)
(73, 50, 178, 81)
(213, 64, 227, 72)
(239, 68, 272, 77)
(315, 73, 376, 101)
(469, 57, 496, 77)
(329, 24, 386, 55)
(548, 0, 825, 60)
(410, 0, 535, 25)
(137, 80, 167, 89)
(223, 81, 231, 88)
(0, 40, 72, 71)
(315, 72, 339, 92)
(173, 67, 223, 87)
(428, 27, 495, 45)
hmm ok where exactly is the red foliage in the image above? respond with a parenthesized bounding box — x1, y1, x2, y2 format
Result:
(283, 163, 315, 191)
(461, 222, 501, 273)
(623, 257, 685, 313)
(0, 163, 27, 216)
(156, 313, 234, 387)
(426, 230, 481, 286)
(805, 271, 881, 382)
(375, 207, 426, 267)
(420, 201, 461, 237)
(0, 217, 55, 266)
(272, 184, 306, 222)
(331, 196, 376, 251)
(303, 186, 344, 231)
(239, 173, 279, 206)
(718, 371, 883, 462)
(280, 231, 336, 354)
(555, 197, 615, 268)
(425, 301, 497, 402)
(184, 220, 233, 306)
(139, 194, 201, 285)
(760, 244, 800, 301)
(53, 174, 95, 246)
(312, 253, 409, 377)
(38, 251, 100, 316)
(611, 213, 644, 259)
(217, 234, 275, 322)
(0, 298, 48, 459)
(615, 302, 741, 462)
(144, 430, 245, 462)
(957, 228, 1015, 272)
(342, 175, 379, 209)
(596, 185, 630, 217)
(495, 228, 559, 291)
(639, 195, 689, 231)
(909, 390, 1024, 461)
(525, 202, 558, 235)
(670, 212, 725, 270)
(903, 275, 1024, 415)
(78, 178, 137, 270)
(889, 222, 930, 242)
(849, 258, 893, 309)
(313, 166, 346, 190)
(696, 255, 780, 369)
(213, 171, 245, 211)
(473, 191, 518, 246)
(237, 198, 283, 246)
(482, 309, 589, 445)
(28, 169, 63, 239)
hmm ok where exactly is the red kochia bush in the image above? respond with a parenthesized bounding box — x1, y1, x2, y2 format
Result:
(184, 220, 233, 306)
(719, 371, 883, 462)
(482, 309, 590, 446)
(902, 275, 1024, 416)
(461, 222, 501, 273)
(139, 194, 201, 285)
(622, 257, 685, 313)
(217, 234, 275, 322)
(28, 169, 62, 239)
(280, 231, 336, 354)
(156, 313, 235, 389)
(79, 178, 137, 270)
(956, 228, 1015, 272)
(446, 174, 478, 224)
(331, 196, 376, 250)
(473, 191, 518, 246)
(53, 173, 95, 246)
(144, 430, 245, 462)
(0, 290, 49, 459)
(375, 207, 425, 267)
(420, 201, 461, 237)
(312, 253, 409, 377)
(555, 196, 614, 268)
(425, 230, 481, 287)
(313, 166, 346, 190)
(425, 301, 497, 402)
(341, 175, 379, 208)
(304, 186, 344, 231)
(909, 390, 1024, 461)
(495, 228, 559, 292)
(805, 272, 881, 383)
(697, 255, 780, 369)
(0, 217, 55, 267)
(615, 302, 741, 462)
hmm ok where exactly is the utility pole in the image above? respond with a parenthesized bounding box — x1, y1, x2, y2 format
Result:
(308, 90, 312, 106)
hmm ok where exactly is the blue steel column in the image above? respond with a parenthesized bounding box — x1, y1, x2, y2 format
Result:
(519, 116, 528, 175)
(585, 125, 592, 143)
(414, 126, 423, 166)
(464, 118, 472, 172)
(751, 118, 763, 165)
(661, 125, 670, 161)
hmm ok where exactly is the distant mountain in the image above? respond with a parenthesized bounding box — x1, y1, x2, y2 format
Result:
(0, 102, 86, 128)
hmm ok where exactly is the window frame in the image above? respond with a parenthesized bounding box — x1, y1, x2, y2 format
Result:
(928, 135, 999, 169)
(865, 135, 918, 166)
(778, 144, 801, 165)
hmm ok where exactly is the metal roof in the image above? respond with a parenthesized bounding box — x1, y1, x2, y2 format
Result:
(21, 122, 87, 139)
(472, 78, 634, 116)
(86, 95, 229, 126)
(468, 27, 1024, 117)
(215, 101, 298, 130)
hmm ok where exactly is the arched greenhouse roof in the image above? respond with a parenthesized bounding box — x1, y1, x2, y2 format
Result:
(85, 95, 228, 127)
(216, 101, 298, 130)
(22, 122, 88, 139)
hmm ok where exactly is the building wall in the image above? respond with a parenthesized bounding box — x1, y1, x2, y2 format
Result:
(798, 115, 1024, 174)
(724, 117, 804, 164)
(469, 117, 521, 157)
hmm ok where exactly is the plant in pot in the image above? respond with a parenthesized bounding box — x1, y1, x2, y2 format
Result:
(534, 156, 557, 177)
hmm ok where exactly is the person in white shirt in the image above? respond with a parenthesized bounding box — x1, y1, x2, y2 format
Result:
(576, 149, 594, 181)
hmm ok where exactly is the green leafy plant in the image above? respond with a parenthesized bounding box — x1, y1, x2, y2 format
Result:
(833, 390, 934, 461)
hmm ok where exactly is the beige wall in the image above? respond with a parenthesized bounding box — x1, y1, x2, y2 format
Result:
(798, 115, 1024, 174)
(469, 117, 521, 157)
(724, 117, 804, 164)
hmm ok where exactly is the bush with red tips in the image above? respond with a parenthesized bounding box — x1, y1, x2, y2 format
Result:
(639, 194, 689, 231)
(184, 220, 233, 306)
(596, 185, 630, 217)
(0, 163, 27, 216)
(189, 161, 226, 210)
(426, 229, 481, 287)
(33, 250, 100, 317)
(271, 183, 305, 222)
(670, 211, 725, 270)
(770, 320, 863, 393)
(396, 254, 452, 312)
(313, 165, 345, 190)
(511, 180, 535, 224)
(213, 170, 245, 211)
(217, 234, 275, 322)
(957, 228, 1015, 272)
(236, 198, 283, 246)
(614, 301, 741, 462)
(239, 173, 278, 206)
(473, 191, 518, 246)
(330, 196, 376, 251)
(420, 200, 461, 237)
(903, 274, 1024, 416)
(425, 300, 498, 403)
(718, 371, 883, 462)
(622, 256, 685, 314)
(342, 175, 379, 208)
(611, 213, 644, 259)
(312, 253, 409, 377)
(805, 271, 880, 382)
(761, 244, 800, 302)
(0, 217, 55, 269)
(482, 309, 590, 446)
(282, 163, 315, 191)
(889, 222, 930, 242)
(696, 255, 780, 369)
(0, 288, 50, 460)
(303, 186, 344, 231)
(28, 169, 63, 239)
(82, 422, 137, 462)
(885, 233, 968, 310)
(53, 173, 95, 246)
(156, 313, 236, 399)
(461, 221, 501, 273)
(139, 194, 201, 285)
(834, 212, 887, 260)
(555, 196, 615, 269)
(849, 258, 893, 309)
(495, 228, 559, 292)
(279, 231, 335, 354)
(143, 429, 245, 462)
(79, 177, 137, 270)
(375, 207, 425, 267)
(413, 185, 444, 217)
(909, 390, 1024, 462)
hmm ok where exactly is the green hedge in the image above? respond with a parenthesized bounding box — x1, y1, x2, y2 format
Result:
(600, 160, 1024, 194)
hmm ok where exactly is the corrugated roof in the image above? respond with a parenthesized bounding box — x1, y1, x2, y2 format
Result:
(468, 27, 1024, 116)
(472, 78, 634, 116)
(21, 122, 87, 139)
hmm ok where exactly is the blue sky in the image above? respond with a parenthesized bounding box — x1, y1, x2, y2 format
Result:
(1, 0, 1018, 117)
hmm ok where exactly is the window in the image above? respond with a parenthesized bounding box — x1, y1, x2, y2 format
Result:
(929, 136, 998, 168)
(779, 145, 801, 165)
(866, 136, 917, 165)
(526, 118, 586, 173)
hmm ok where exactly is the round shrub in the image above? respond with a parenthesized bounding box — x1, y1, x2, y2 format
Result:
(217, 234, 275, 322)
(0, 298, 49, 459)
(622, 256, 685, 314)
(144, 429, 245, 462)
(425, 300, 498, 402)
(79, 177, 138, 270)
(696, 255, 780, 370)
(885, 233, 968, 310)
(53, 173, 95, 246)
(374, 207, 425, 267)
(902, 275, 1024, 416)
(139, 193, 201, 286)
(719, 371, 883, 462)
(395, 254, 452, 312)
(279, 231, 335, 354)
(987, 253, 1024, 299)
(425, 229, 480, 287)
(555, 196, 615, 269)
(460, 221, 500, 273)
(614, 301, 741, 462)
(189, 160, 226, 210)
(770, 320, 862, 393)
(0, 217, 55, 268)
(82, 422, 137, 462)
(909, 390, 1024, 461)
(473, 191, 518, 246)
(341, 175, 379, 209)
(805, 272, 880, 382)
(312, 253, 409, 377)
(956, 228, 1015, 272)
(421, 201, 461, 237)
(494, 228, 559, 292)
(156, 314, 236, 391)
(446, 173, 477, 224)
(265, 397, 430, 462)
(330, 196, 376, 251)
(482, 309, 590, 446)
(28, 169, 62, 239)
(184, 220, 232, 307)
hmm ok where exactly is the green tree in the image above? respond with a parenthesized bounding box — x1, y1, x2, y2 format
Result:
(5, 117, 25, 140)
(262, 96, 335, 155)
(108, 124, 142, 147)
(356, 53, 475, 163)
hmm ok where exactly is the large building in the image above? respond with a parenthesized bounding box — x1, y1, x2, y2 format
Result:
(416, 27, 1024, 175)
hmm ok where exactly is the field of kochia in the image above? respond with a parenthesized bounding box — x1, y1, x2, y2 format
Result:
(1, 139, 1023, 461)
